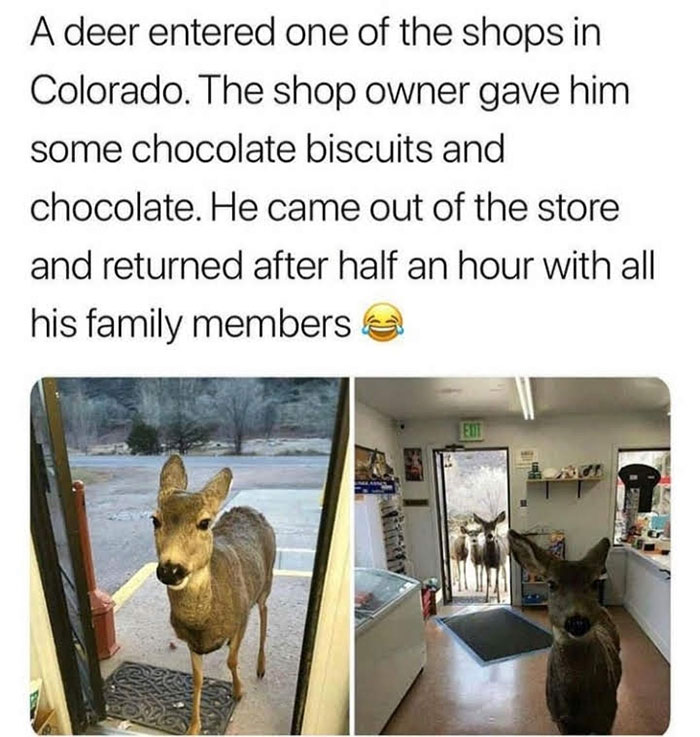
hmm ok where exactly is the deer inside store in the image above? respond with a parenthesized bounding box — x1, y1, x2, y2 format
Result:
(473, 511, 507, 603)
(508, 530, 622, 735)
(450, 525, 469, 591)
(152, 455, 276, 735)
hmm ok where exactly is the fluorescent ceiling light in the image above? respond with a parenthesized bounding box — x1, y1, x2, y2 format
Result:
(515, 377, 528, 420)
(515, 377, 535, 421)
(524, 377, 535, 420)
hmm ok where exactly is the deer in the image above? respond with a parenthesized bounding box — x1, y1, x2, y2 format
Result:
(465, 524, 484, 592)
(473, 511, 506, 603)
(508, 530, 622, 735)
(498, 532, 509, 594)
(449, 525, 469, 592)
(152, 455, 276, 735)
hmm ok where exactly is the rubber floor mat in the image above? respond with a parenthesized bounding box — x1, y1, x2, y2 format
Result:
(438, 606, 552, 663)
(104, 661, 236, 734)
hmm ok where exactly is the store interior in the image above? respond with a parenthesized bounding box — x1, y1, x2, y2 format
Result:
(354, 378, 670, 735)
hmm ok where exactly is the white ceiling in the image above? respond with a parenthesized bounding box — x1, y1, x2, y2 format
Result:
(355, 378, 670, 420)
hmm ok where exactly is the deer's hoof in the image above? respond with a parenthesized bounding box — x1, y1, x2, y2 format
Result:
(257, 667, 265, 679)
(186, 722, 201, 735)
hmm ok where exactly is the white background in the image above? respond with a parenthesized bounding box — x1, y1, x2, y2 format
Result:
(2, 0, 698, 733)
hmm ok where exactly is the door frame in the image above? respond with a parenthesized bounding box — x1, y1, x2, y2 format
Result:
(432, 449, 452, 603)
(31, 379, 107, 731)
(432, 446, 512, 605)
(291, 377, 349, 734)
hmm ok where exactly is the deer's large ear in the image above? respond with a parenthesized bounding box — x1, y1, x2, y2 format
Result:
(496, 510, 506, 524)
(473, 513, 485, 526)
(159, 455, 187, 501)
(581, 537, 610, 579)
(508, 529, 553, 578)
(200, 468, 232, 511)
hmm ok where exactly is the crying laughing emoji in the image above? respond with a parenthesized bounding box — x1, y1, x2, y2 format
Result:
(362, 303, 404, 342)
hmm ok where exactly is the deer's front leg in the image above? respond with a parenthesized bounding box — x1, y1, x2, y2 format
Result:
(187, 649, 203, 735)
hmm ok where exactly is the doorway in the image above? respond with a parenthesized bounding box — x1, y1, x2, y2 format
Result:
(434, 448, 511, 606)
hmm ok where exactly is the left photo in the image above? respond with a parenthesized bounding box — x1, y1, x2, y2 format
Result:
(30, 378, 350, 736)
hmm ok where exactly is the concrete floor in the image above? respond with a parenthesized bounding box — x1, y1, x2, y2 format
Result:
(450, 559, 511, 605)
(101, 570, 311, 735)
(381, 605, 669, 735)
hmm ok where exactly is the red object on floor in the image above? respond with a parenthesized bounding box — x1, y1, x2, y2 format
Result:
(73, 480, 120, 659)
(421, 588, 436, 618)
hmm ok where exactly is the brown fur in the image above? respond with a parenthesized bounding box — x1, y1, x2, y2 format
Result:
(474, 511, 506, 603)
(466, 527, 484, 591)
(153, 455, 276, 734)
(508, 530, 621, 735)
(449, 526, 469, 591)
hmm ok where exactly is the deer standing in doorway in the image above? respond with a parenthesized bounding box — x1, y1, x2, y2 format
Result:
(152, 455, 276, 734)
(473, 511, 506, 603)
(508, 530, 622, 735)
(466, 524, 484, 592)
(449, 525, 469, 591)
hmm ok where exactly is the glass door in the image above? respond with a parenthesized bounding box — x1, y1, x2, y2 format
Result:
(432, 450, 453, 604)
(30, 379, 105, 730)
(438, 448, 511, 605)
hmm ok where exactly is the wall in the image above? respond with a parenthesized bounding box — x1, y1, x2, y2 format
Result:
(30, 541, 71, 734)
(354, 402, 402, 569)
(355, 401, 401, 471)
(388, 412, 669, 581)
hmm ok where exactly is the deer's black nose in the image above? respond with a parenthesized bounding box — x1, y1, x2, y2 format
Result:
(565, 615, 592, 637)
(156, 562, 187, 585)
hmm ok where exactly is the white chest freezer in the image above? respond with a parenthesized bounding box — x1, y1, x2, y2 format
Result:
(355, 568, 427, 735)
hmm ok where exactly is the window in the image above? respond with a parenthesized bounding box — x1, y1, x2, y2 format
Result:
(615, 448, 671, 544)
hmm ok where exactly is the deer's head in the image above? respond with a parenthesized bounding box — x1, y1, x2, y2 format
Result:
(508, 529, 610, 639)
(152, 455, 232, 590)
(473, 511, 506, 542)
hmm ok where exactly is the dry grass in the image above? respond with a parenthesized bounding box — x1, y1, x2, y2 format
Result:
(70, 468, 115, 486)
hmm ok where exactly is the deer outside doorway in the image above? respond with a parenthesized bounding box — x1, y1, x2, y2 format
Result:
(434, 448, 511, 606)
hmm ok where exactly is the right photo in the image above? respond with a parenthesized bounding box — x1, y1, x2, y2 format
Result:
(354, 378, 670, 735)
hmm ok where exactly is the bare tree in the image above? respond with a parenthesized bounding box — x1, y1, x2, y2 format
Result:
(260, 401, 279, 439)
(62, 386, 97, 453)
(445, 458, 507, 521)
(215, 379, 263, 454)
(159, 379, 214, 454)
(137, 379, 166, 428)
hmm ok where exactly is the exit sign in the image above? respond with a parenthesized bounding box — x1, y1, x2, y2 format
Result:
(459, 420, 484, 442)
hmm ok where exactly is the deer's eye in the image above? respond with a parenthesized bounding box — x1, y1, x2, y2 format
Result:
(151, 516, 162, 529)
(548, 580, 559, 591)
(197, 518, 211, 531)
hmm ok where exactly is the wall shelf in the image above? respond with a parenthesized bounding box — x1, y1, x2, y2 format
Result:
(527, 476, 604, 499)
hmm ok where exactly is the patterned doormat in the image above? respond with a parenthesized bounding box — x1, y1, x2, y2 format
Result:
(104, 661, 236, 735)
